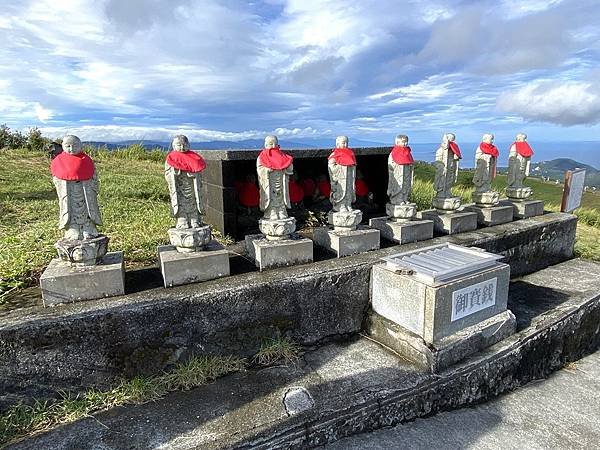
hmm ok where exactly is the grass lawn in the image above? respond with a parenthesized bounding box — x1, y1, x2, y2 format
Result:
(1, 151, 599, 303)
(0, 149, 172, 299)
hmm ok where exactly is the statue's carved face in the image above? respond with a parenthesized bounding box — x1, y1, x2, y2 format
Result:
(445, 133, 455, 142)
(516, 133, 527, 142)
(172, 136, 190, 152)
(62, 136, 83, 155)
(264, 135, 278, 149)
(395, 135, 408, 146)
(336, 136, 348, 148)
(482, 134, 494, 144)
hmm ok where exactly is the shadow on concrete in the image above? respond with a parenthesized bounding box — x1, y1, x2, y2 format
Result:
(508, 281, 572, 330)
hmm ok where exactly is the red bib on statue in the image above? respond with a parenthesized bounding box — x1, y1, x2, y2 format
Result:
(479, 142, 499, 158)
(514, 141, 534, 157)
(166, 151, 206, 173)
(329, 148, 356, 166)
(391, 145, 414, 165)
(50, 152, 95, 181)
(449, 141, 462, 159)
(258, 146, 293, 170)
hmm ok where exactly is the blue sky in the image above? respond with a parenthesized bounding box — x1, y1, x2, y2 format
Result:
(1, 0, 600, 144)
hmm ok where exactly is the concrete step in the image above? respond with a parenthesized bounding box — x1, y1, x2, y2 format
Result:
(0, 213, 577, 411)
(10, 258, 600, 450)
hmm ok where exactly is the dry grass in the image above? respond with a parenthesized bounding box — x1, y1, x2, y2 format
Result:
(0, 355, 246, 446)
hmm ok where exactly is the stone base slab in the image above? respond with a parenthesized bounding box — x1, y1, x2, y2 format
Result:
(158, 241, 230, 288)
(369, 217, 433, 244)
(500, 199, 544, 219)
(245, 234, 313, 271)
(417, 209, 478, 235)
(464, 204, 514, 226)
(366, 309, 517, 373)
(313, 226, 380, 258)
(40, 252, 125, 307)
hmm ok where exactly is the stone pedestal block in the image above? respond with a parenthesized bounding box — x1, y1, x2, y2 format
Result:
(417, 209, 478, 235)
(245, 234, 313, 271)
(369, 217, 433, 244)
(385, 203, 417, 221)
(55, 235, 109, 266)
(259, 217, 296, 240)
(432, 196, 462, 212)
(500, 199, 544, 219)
(464, 204, 514, 226)
(367, 309, 516, 373)
(369, 261, 514, 371)
(328, 210, 362, 231)
(472, 191, 500, 207)
(168, 226, 212, 252)
(158, 241, 230, 288)
(40, 252, 125, 307)
(313, 226, 380, 258)
(506, 186, 533, 200)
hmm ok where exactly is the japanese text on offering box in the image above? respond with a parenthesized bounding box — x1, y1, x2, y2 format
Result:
(451, 278, 497, 322)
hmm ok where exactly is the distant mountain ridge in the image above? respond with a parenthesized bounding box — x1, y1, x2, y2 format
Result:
(83, 137, 387, 150)
(532, 158, 600, 187)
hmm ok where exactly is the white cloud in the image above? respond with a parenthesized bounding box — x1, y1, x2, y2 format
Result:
(34, 104, 53, 122)
(37, 125, 320, 142)
(497, 79, 600, 126)
(368, 75, 454, 104)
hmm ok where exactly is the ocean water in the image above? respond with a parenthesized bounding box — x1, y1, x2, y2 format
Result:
(409, 141, 600, 169)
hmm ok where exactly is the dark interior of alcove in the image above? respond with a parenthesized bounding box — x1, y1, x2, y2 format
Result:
(200, 149, 390, 239)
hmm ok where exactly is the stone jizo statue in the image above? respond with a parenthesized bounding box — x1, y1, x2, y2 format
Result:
(506, 133, 534, 200)
(327, 136, 362, 230)
(433, 133, 462, 211)
(50, 135, 106, 265)
(257, 135, 296, 239)
(387, 134, 416, 221)
(328, 135, 356, 213)
(165, 135, 210, 252)
(472, 133, 500, 206)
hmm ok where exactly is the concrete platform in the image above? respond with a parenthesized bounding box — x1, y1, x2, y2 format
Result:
(367, 310, 516, 372)
(11, 258, 600, 450)
(369, 217, 433, 244)
(245, 234, 313, 270)
(158, 241, 230, 288)
(326, 350, 600, 449)
(418, 209, 478, 235)
(313, 226, 380, 257)
(464, 203, 514, 226)
(500, 199, 544, 219)
(0, 213, 577, 413)
(39, 252, 125, 306)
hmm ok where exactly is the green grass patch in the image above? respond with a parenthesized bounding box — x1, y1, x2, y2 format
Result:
(0, 336, 301, 447)
(0, 148, 235, 303)
(0, 354, 246, 446)
(1, 149, 600, 303)
(253, 336, 301, 366)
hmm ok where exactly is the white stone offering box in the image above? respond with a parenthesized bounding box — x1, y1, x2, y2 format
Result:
(368, 243, 516, 372)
